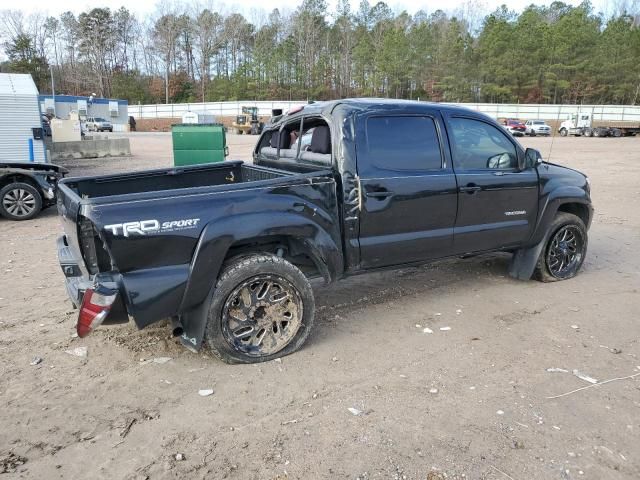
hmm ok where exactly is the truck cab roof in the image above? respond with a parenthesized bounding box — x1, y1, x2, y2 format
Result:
(269, 98, 484, 127)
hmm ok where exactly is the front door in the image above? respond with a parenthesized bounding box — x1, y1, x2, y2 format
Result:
(356, 112, 458, 269)
(444, 116, 539, 254)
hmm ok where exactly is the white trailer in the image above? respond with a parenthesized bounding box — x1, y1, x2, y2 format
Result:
(0, 74, 47, 163)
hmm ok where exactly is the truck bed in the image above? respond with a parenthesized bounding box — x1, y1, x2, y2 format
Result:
(62, 161, 289, 200)
(56, 158, 340, 333)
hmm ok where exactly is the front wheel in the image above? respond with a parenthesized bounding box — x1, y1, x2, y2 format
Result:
(0, 182, 42, 220)
(204, 254, 315, 364)
(534, 213, 587, 282)
(559, 128, 568, 137)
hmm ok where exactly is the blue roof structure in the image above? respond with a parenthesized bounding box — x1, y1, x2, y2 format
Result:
(39, 94, 128, 106)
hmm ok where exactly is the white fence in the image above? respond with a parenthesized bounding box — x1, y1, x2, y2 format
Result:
(128, 100, 640, 123)
(129, 101, 304, 119)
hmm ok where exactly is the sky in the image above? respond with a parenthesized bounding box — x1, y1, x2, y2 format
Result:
(6, 0, 612, 21)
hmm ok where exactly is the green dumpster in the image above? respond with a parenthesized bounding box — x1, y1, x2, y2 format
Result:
(172, 123, 228, 166)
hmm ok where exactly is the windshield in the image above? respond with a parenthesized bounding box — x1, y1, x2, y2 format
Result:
(95, 117, 106, 122)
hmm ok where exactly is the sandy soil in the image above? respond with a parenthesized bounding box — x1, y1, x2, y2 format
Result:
(1, 133, 639, 480)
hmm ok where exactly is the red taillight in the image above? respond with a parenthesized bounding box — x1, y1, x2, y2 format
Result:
(77, 287, 117, 338)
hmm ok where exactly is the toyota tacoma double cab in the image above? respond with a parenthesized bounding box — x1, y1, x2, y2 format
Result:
(56, 99, 593, 363)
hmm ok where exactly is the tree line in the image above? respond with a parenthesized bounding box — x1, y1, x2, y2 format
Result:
(1, 0, 640, 105)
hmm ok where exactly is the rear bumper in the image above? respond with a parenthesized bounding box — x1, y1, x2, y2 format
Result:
(57, 235, 129, 324)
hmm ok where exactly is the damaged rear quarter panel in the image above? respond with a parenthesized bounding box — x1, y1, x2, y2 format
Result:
(86, 174, 341, 329)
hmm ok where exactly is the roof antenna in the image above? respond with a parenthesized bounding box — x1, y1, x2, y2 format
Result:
(546, 105, 563, 163)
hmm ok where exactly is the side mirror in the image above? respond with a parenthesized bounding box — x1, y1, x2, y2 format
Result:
(487, 153, 513, 169)
(525, 148, 543, 168)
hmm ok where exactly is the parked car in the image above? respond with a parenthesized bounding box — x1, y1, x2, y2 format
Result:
(1, 162, 67, 220)
(84, 117, 113, 132)
(56, 99, 593, 363)
(525, 119, 551, 136)
(502, 118, 526, 137)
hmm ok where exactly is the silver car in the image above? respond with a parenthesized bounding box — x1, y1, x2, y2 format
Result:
(85, 116, 113, 132)
(525, 120, 551, 136)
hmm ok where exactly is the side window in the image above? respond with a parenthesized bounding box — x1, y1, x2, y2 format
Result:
(257, 131, 273, 152)
(365, 116, 442, 171)
(448, 117, 517, 170)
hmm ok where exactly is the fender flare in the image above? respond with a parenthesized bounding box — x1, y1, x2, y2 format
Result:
(177, 212, 343, 350)
(531, 186, 591, 245)
(510, 187, 591, 280)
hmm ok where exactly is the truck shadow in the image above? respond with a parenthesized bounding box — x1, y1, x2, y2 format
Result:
(0, 206, 58, 223)
(309, 252, 513, 342)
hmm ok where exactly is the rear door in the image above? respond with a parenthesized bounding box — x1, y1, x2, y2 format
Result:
(355, 110, 458, 269)
(444, 115, 539, 253)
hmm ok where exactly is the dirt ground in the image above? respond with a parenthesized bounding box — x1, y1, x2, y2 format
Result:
(1, 133, 639, 480)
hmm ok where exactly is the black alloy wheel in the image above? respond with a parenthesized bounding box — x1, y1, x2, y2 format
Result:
(546, 225, 584, 279)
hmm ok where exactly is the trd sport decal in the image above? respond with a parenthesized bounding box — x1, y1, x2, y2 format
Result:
(104, 218, 201, 237)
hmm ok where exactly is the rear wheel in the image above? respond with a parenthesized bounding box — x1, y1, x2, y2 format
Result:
(534, 213, 587, 282)
(204, 254, 315, 364)
(0, 182, 42, 221)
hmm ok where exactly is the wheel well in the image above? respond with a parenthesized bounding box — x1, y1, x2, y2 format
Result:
(223, 236, 328, 282)
(0, 174, 42, 195)
(557, 203, 589, 226)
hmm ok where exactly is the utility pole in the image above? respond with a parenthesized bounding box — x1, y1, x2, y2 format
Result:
(50, 64, 56, 117)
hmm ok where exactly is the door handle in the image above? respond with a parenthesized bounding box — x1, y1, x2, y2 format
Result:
(365, 190, 394, 198)
(459, 184, 482, 194)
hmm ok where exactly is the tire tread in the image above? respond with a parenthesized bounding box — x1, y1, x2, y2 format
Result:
(205, 253, 314, 364)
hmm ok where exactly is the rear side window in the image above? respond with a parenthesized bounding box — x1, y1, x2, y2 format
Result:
(365, 116, 442, 171)
(447, 117, 517, 170)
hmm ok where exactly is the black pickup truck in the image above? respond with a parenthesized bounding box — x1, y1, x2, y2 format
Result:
(56, 99, 593, 363)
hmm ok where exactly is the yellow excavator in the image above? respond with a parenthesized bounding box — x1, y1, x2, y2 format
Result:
(231, 107, 263, 135)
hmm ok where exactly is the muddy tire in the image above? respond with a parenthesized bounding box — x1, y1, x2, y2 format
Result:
(534, 213, 587, 282)
(0, 182, 42, 221)
(204, 254, 315, 364)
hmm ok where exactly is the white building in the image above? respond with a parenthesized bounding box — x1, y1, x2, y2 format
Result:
(39, 94, 129, 132)
(0, 73, 47, 163)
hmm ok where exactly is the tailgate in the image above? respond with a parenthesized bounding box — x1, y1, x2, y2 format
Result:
(56, 180, 87, 274)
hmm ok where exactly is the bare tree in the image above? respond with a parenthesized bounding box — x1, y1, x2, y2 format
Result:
(193, 7, 225, 101)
